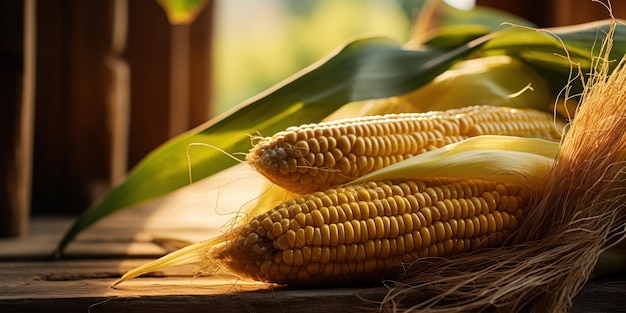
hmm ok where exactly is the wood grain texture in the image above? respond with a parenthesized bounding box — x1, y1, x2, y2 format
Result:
(0, 259, 624, 313)
(0, 0, 33, 237)
(2, 166, 625, 312)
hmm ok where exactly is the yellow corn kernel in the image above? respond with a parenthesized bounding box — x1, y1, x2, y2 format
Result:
(211, 178, 530, 285)
(247, 105, 562, 194)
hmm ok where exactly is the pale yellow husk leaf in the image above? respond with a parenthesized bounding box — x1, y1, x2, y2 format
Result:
(349, 135, 559, 187)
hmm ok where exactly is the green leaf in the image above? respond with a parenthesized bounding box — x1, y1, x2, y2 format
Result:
(421, 25, 493, 48)
(423, 19, 626, 94)
(437, 3, 535, 30)
(412, 0, 535, 47)
(156, 0, 209, 24)
(55, 35, 489, 256)
(480, 20, 626, 93)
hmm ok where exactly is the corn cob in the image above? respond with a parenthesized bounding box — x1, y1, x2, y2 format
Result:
(247, 105, 562, 194)
(113, 137, 545, 288)
(207, 178, 529, 285)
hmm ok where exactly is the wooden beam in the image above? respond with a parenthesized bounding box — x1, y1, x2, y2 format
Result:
(1, 168, 624, 312)
(0, 0, 35, 236)
(0, 258, 623, 313)
(126, 0, 214, 167)
(31, 0, 126, 215)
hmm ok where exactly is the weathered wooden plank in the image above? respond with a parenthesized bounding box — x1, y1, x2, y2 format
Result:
(0, 259, 624, 313)
(0, 165, 266, 260)
(0, 260, 264, 298)
(1, 289, 384, 313)
(3, 164, 625, 312)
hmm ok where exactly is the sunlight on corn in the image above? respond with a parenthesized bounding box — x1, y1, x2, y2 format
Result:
(110, 5, 626, 313)
(113, 133, 551, 287)
(205, 177, 528, 285)
(247, 105, 562, 194)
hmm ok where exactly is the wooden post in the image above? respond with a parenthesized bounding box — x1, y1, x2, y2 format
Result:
(31, 0, 129, 215)
(126, 0, 213, 167)
(0, 0, 35, 237)
(26, 0, 213, 216)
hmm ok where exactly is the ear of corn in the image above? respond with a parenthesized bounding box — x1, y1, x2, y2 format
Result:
(245, 135, 556, 231)
(114, 177, 530, 286)
(113, 134, 553, 287)
(247, 105, 563, 194)
(211, 178, 530, 285)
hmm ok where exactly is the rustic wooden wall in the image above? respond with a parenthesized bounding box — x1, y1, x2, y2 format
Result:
(28, 0, 213, 216)
(3, 0, 623, 236)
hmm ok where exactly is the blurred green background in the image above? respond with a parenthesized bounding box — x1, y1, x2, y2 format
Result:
(211, 0, 474, 115)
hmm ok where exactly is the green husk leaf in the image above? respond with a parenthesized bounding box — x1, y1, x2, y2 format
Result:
(435, 2, 535, 30)
(56, 14, 626, 257)
(419, 25, 494, 48)
(411, 0, 535, 47)
(156, 0, 209, 24)
(346, 55, 555, 116)
(427, 19, 626, 92)
(55, 35, 489, 256)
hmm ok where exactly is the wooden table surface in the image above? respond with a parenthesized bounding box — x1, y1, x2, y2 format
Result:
(1, 165, 625, 313)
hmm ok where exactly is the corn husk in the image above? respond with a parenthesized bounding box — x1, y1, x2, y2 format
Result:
(112, 133, 555, 287)
(378, 19, 626, 313)
(327, 55, 554, 120)
(113, 11, 626, 312)
(364, 56, 553, 115)
(349, 135, 558, 187)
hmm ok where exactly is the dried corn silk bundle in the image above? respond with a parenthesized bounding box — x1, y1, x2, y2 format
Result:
(378, 22, 626, 313)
